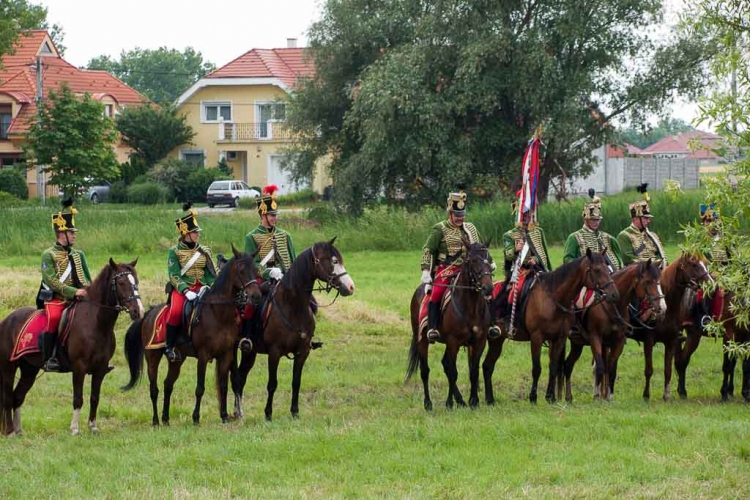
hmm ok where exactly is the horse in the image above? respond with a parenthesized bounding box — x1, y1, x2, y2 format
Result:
(631, 254, 711, 401)
(406, 242, 495, 411)
(0, 259, 143, 436)
(122, 245, 261, 425)
(483, 249, 618, 405)
(563, 260, 666, 402)
(229, 238, 355, 421)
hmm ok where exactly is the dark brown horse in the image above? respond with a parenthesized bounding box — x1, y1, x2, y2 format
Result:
(406, 242, 495, 411)
(122, 246, 261, 425)
(483, 249, 618, 405)
(563, 260, 665, 402)
(0, 259, 143, 435)
(632, 254, 711, 401)
(230, 239, 355, 421)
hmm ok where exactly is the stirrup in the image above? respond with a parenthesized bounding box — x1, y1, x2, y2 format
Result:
(43, 357, 61, 372)
(488, 325, 501, 340)
(165, 348, 181, 363)
(426, 328, 440, 343)
(238, 337, 253, 353)
(700, 315, 712, 328)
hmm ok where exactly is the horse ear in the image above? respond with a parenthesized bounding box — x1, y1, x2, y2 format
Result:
(484, 236, 493, 248)
(231, 243, 241, 259)
(329, 236, 338, 246)
(128, 257, 139, 268)
(109, 257, 117, 269)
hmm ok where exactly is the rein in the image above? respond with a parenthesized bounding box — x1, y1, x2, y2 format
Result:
(78, 269, 140, 313)
(199, 279, 259, 307)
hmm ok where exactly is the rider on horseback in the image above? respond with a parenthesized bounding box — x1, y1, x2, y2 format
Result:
(617, 183, 667, 269)
(165, 202, 216, 362)
(421, 186, 500, 343)
(694, 203, 730, 328)
(241, 184, 296, 352)
(563, 189, 623, 270)
(39, 198, 91, 372)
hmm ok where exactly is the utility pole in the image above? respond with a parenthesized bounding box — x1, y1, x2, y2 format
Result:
(35, 56, 45, 204)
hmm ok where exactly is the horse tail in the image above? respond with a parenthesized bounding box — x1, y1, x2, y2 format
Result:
(121, 317, 145, 391)
(405, 289, 422, 383)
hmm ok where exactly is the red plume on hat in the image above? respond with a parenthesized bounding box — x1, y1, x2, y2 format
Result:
(262, 184, 279, 196)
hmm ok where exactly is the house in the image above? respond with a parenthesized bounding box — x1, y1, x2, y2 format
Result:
(173, 39, 328, 195)
(0, 30, 147, 197)
(639, 130, 724, 161)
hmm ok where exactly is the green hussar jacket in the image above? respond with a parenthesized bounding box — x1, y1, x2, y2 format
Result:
(705, 233, 730, 266)
(421, 220, 484, 273)
(563, 227, 624, 271)
(167, 242, 216, 293)
(617, 224, 667, 268)
(503, 226, 552, 271)
(41, 244, 92, 300)
(244, 225, 296, 280)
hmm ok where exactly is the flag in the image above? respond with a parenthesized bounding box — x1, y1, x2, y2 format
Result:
(516, 132, 543, 226)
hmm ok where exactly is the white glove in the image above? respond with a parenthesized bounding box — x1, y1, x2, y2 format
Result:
(269, 267, 284, 281)
(490, 261, 497, 271)
(184, 290, 198, 301)
(421, 270, 432, 284)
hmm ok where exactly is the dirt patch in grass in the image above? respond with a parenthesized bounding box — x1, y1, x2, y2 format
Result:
(318, 297, 402, 327)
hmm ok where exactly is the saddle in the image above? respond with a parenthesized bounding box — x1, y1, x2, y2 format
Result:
(492, 271, 536, 332)
(10, 302, 77, 363)
(146, 288, 210, 350)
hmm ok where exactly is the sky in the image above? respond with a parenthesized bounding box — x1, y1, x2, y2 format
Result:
(40, 0, 703, 128)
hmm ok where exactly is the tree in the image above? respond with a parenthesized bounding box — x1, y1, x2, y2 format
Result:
(618, 117, 696, 149)
(284, 0, 713, 214)
(115, 103, 196, 182)
(87, 47, 216, 104)
(24, 84, 119, 198)
(0, 1, 48, 64)
(681, 0, 750, 349)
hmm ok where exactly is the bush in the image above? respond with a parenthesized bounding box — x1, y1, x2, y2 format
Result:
(126, 182, 169, 204)
(0, 191, 24, 206)
(185, 168, 231, 203)
(0, 168, 28, 199)
(278, 188, 318, 205)
(238, 196, 258, 210)
(109, 180, 128, 203)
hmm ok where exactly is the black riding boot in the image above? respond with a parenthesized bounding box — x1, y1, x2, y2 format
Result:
(165, 324, 181, 363)
(239, 318, 254, 353)
(488, 299, 501, 340)
(43, 337, 60, 372)
(426, 302, 440, 343)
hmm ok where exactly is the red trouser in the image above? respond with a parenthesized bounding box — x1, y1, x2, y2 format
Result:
(429, 265, 459, 304)
(45, 299, 68, 333)
(242, 276, 265, 320)
(167, 282, 202, 327)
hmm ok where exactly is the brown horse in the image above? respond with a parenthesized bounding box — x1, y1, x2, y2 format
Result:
(122, 246, 261, 425)
(632, 254, 711, 401)
(563, 260, 666, 402)
(0, 259, 143, 436)
(229, 239, 355, 421)
(483, 249, 617, 405)
(406, 242, 495, 411)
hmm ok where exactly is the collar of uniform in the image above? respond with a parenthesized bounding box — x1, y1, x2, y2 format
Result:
(446, 220, 462, 230)
(258, 224, 275, 234)
(582, 226, 598, 235)
(630, 223, 645, 233)
(177, 241, 199, 250)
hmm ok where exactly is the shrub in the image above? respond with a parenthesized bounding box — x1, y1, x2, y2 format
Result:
(278, 188, 318, 205)
(238, 196, 258, 210)
(185, 168, 231, 203)
(0, 168, 28, 199)
(126, 182, 169, 204)
(150, 158, 196, 202)
(0, 191, 24, 206)
(109, 180, 128, 203)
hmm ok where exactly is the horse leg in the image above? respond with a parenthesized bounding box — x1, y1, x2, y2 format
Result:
(590, 336, 606, 400)
(0, 367, 15, 436)
(231, 349, 256, 419)
(441, 341, 464, 408)
(606, 339, 626, 401)
(742, 357, 750, 403)
(10, 362, 39, 436)
(70, 370, 86, 435)
(467, 338, 486, 409)
(418, 338, 432, 411)
(529, 338, 542, 404)
(161, 359, 183, 426)
(643, 336, 654, 401)
(482, 337, 505, 406)
(87, 367, 108, 434)
(546, 339, 567, 403)
(663, 339, 677, 401)
(290, 350, 310, 418)
(720, 350, 736, 402)
(564, 342, 584, 403)
(147, 353, 160, 426)
(676, 329, 702, 399)
(217, 351, 234, 424)
(264, 350, 281, 421)
(192, 355, 209, 425)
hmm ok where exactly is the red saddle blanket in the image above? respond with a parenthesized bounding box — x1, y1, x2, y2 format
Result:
(696, 288, 725, 321)
(416, 289, 453, 340)
(146, 306, 170, 350)
(10, 311, 47, 362)
(491, 270, 530, 306)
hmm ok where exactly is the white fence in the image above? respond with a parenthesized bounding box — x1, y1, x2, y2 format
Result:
(623, 157, 700, 190)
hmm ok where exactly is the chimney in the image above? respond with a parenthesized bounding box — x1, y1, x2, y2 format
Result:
(287, 38, 297, 48)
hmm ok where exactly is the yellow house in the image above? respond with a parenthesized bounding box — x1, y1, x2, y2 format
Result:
(0, 30, 147, 197)
(174, 41, 329, 194)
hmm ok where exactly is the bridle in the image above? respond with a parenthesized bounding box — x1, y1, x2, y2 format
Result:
(677, 258, 710, 290)
(312, 250, 348, 294)
(585, 262, 617, 305)
(109, 270, 141, 313)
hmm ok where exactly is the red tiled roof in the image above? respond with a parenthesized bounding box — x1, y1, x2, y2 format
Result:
(0, 30, 148, 134)
(207, 47, 314, 87)
(606, 144, 626, 158)
(625, 143, 645, 155)
(642, 130, 722, 157)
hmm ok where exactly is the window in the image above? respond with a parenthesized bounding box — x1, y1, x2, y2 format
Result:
(104, 104, 114, 118)
(180, 149, 205, 166)
(0, 104, 12, 139)
(257, 102, 286, 138)
(202, 101, 232, 122)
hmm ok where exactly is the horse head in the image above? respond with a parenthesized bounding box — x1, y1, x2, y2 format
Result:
(675, 252, 713, 291)
(108, 258, 144, 320)
(584, 248, 619, 302)
(227, 244, 262, 306)
(311, 237, 355, 296)
(636, 259, 666, 321)
(464, 241, 494, 298)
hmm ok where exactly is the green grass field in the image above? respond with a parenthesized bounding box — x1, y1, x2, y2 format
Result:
(1, 240, 748, 499)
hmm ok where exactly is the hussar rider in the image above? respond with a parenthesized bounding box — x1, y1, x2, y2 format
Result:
(617, 183, 667, 269)
(39, 198, 92, 372)
(165, 202, 217, 362)
(421, 187, 500, 343)
(693, 203, 730, 328)
(563, 189, 623, 271)
(241, 184, 296, 351)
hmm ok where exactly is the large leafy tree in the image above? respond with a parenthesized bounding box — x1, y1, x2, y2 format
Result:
(681, 0, 750, 347)
(87, 47, 215, 104)
(24, 84, 119, 198)
(285, 0, 713, 213)
(618, 117, 695, 149)
(115, 103, 196, 182)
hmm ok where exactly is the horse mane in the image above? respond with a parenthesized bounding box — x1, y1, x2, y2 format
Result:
(538, 256, 587, 289)
(88, 262, 117, 304)
(210, 252, 256, 294)
(660, 255, 682, 296)
(280, 241, 342, 290)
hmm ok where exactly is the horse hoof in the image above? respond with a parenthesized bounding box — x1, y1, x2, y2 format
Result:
(222, 418, 229, 424)
(71, 428, 79, 436)
(679, 392, 687, 400)
(424, 401, 433, 411)
(265, 415, 273, 422)
(152, 420, 159, 427)
(291, 412, 299, 419)
(485, 398, 495, 406)
(233, 412, 244, 420)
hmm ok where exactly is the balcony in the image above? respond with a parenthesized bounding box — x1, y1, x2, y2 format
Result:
(218, 121, 294, 142)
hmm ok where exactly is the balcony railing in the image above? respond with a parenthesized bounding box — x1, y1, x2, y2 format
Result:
(218, 121, 294, 142)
